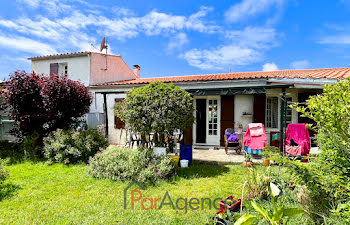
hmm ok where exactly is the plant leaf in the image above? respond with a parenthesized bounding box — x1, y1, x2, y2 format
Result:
(282, 207, 305, 217)
(234, 214, 257, 225)
(251, 201, 272, 222)
(272, 207, 283, 223)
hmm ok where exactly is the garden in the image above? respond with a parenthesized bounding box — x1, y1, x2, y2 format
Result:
(0, 71, 349, 224)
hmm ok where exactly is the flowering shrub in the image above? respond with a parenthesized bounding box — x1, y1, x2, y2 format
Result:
(88, 145, 174, 183)
(43, 129, 108, 164)
(1, 71, 92, 141)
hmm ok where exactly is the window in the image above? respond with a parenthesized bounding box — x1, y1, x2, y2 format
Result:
(50, 63, 68, 75)
(286, 97, 293, 125)
(64, 65, 68, 74)
(266, 97, 278, 128)
(50, 63, 58, 74)
(208, 99, 218, 135)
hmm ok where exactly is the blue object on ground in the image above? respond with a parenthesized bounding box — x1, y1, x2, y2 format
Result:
(180, 145, 192, 163)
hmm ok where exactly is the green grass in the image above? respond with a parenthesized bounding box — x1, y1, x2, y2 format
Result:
(0, 160, 339, 225)
(0, 160, 251, 225)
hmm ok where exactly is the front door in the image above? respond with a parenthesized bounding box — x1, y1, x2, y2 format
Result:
(196, 99, 206, 143)
(206, 97, 220, 145)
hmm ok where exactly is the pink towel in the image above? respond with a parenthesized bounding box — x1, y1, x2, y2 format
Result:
(285, 124, 311, 156)
(249, 123, 264, 137)
(244, 123, 267, 150)
(285, 145, 302, 156)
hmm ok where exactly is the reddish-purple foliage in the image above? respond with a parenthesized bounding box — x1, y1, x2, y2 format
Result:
(1, 71, 92, 139)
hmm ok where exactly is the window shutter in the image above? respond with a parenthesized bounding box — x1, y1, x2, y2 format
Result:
(50, 63, 59, 74)
(114, 98, 125, 129)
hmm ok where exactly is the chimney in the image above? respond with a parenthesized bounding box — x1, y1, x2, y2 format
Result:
(133, 65, 140, 78)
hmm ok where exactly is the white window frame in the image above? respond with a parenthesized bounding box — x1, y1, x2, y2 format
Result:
(265, 89, 298, 131)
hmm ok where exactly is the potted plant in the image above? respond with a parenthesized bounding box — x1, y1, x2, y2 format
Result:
(243, 153, 253, 167)
(237, 123, 243, 134)
(262, 145, 275, 166)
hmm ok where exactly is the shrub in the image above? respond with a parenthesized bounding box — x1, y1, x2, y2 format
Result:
(290, 78, 350, 220)
(116, 81, 194, 147)
(0, 140, 21, 162)
(88, 145, 174, 184)
(0, 158, 8, 184)
(22, 132, 42, 159)
(1, 71, 92, 142)
(43, 129, 108, 164)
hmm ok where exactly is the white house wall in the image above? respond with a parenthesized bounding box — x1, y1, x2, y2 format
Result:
(31, 55, 90, 85)
(234, 95, 254, 132)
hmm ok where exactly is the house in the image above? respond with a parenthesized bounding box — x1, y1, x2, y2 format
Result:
(28, 51, 139, 138)
(29, 52, 350, 149)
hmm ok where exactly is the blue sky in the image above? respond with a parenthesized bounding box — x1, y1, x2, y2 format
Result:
(0, 0, 350, 79)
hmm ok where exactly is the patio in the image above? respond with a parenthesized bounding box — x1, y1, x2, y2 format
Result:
(192, 147, 321, 163)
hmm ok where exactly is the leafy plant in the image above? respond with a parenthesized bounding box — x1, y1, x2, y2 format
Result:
(244, 154, 252, 162)
(22, 131, 42, 159)
(0, 158, 9, 185)
(88, 145, 174, 184)
(43, 129, 108, 164)
(245, 166, 269, 200)
(285, 78, 350, 221)
(1, 71, 92, 143)
(0, 140, 21, 163)
(235, 182, 304, 225)
(116, 81, 194, 147)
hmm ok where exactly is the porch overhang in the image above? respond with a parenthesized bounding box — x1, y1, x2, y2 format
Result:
(186, 84, 293, 96)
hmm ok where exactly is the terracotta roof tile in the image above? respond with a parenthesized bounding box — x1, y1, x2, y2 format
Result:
(94, 67, 350, 86)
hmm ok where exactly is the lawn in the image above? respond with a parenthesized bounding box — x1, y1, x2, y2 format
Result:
(0, 160, 248, 224)
(0, 160, 326, 225)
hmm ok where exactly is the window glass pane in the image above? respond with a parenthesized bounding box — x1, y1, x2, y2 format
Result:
(286, 97, 293, 125)
(266, 97, 278, 128)
(208, 99, 218, 136)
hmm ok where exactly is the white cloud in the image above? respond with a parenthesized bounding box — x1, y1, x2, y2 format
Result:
(225, 0, 284, 23)
(318, 35, 350, 45)
(182, 45, 259, 70)
(182, 26, 277, 70)
(290, 60, 310, 69)
(111, 7, 135, 17)
(225, 26, 277, 48)
(0, 5, 218, 55)
(168, 33, 188, 51)
(17, 0, 41, 8)
(262, 62, 278, 71)
(0, 35, 56, 55)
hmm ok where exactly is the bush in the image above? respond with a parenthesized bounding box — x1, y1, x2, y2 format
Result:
(0, 158, 8, 184)
(117, 81, 194, 147)
(43, 129, 108, 164)
(0, 140, 21, 162)
(1, 71, 92, 141)
(88, 145, 174, 184)
(290, 78, 350, 221)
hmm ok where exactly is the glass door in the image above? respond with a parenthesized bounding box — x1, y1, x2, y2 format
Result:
(206, 98, 220, 145)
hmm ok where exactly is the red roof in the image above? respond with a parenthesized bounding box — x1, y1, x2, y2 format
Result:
(94, 67, 350, 86)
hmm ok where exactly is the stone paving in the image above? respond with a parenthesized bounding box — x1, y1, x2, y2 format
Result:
(192, 147, 320, 163)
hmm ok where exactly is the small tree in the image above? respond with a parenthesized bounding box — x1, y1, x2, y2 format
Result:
(117, 81, 194, 147)
(1, 71, 92, 142)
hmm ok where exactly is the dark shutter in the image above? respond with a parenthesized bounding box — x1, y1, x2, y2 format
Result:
(50, 63, 59, 74)
(220, 95, 235, 146)
(253, 94, 266, 124)
(184, 125, 193, 145)
(114, 98, 125, 129)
